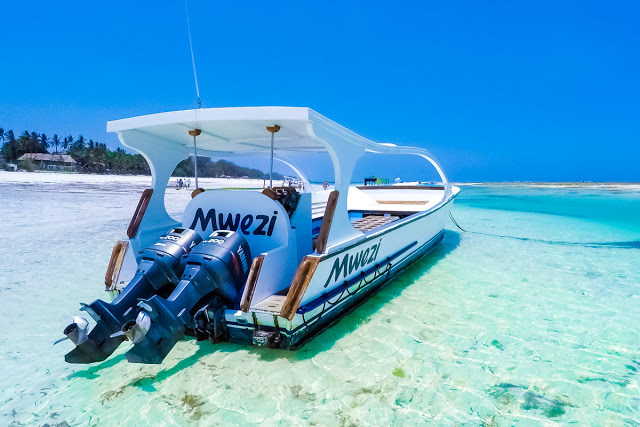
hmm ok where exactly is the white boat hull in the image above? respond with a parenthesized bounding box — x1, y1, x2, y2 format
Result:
(226, 196, 454, 349)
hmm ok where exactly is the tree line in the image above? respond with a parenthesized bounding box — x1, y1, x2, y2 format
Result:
(0, 128, 149, 174)
(0, 127, 283, 179)
(173, 157, 283, 180)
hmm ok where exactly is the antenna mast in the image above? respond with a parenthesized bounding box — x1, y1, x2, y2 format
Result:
(184, 0, 201, 109)
(184, 0, 202, 194)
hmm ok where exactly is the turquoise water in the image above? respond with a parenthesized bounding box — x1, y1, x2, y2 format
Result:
(1, 181, 639, 425)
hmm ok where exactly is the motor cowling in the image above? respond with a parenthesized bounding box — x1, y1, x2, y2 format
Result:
(134, 227, 204, 290)
(124, 230, 252, 364)
(182, 230, 251, 306)
(61, 228, 202, 364)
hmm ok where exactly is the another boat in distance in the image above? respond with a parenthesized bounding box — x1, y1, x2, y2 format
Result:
(57, 107, 460, 364)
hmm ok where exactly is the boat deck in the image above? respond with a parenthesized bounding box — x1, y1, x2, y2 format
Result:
(251, 295, 287, 313)
(352, 215, 399, 232)
(250, 186, 448, 314)
(312, 186, 444, 219)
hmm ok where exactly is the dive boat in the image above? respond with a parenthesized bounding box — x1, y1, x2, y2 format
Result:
(57, 107, 460, 364)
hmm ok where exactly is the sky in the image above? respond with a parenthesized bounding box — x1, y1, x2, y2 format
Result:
(1, 0, 639, 182)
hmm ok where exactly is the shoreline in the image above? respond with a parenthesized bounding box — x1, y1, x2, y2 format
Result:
(0, 170, 267, 190)
(1, 170, 638, 191)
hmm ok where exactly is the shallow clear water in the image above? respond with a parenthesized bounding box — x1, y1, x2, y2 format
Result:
(1, 180, 639, 425)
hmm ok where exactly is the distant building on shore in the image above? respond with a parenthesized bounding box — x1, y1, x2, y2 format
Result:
(18, 153, 77, 172)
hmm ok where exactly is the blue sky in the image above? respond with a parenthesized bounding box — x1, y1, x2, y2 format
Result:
(2, 1, 639, 182)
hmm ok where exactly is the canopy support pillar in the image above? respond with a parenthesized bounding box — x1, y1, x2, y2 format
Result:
(116, 130, 188, 247)
(310, 123, 366, 251)
(188, 129, 202, 189)
(266, 125, 280, 189)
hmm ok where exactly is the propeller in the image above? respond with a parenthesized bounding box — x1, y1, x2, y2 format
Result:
(110, 311, 151, 344)
(54, 316, 89, 346)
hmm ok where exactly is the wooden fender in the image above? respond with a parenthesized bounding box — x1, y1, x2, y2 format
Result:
(127, 188, 153, 239)
(239, 255, 265, 312)
(105, 240, 129, 291)
(313, 190, 339, 253)
(279, 256, 321, 320)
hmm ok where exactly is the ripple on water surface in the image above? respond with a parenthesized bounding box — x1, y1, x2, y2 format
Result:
(0, 182, 639, 425)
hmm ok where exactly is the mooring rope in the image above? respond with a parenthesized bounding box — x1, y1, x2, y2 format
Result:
(448, 211, 639, 249)
(448, 211, 467, 232)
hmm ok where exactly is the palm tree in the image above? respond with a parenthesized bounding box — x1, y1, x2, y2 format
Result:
(0, 128, 8, 161)
(97, 142, 108, 170)
(18, 131, 31, 154)
(51, 134, 61, 153)
(39, 134, 49, 153)
(4, 130, 16, 161)
(62, 136, 70, 153)
(86, 139, 95, 169)
(0, 128, 3, 161)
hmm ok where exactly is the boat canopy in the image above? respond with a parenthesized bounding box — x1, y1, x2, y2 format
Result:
(108, 107, 449, 188)
(107, 107, 452, 249)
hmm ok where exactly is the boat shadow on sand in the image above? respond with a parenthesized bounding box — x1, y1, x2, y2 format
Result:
(70, 231, 461, 382)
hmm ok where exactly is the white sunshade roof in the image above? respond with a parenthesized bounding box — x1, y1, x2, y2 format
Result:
(107, 107, 389, 156)
(106, 106, 451, 202)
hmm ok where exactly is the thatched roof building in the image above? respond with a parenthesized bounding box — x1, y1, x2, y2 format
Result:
(18, 153, 77, 171)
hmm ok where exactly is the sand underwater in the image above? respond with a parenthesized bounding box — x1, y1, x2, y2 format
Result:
(1, 175, 639, 425)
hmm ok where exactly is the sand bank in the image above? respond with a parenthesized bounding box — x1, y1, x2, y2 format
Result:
(454, 181, 640, 191)
(0, 170, 267, 190)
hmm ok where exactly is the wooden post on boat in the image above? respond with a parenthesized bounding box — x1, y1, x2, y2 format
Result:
(266, 125, 280, 189)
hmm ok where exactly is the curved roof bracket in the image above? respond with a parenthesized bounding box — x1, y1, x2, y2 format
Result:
(273, 155, 312, 193)
(308, 122, 366, 250)
(116, 130, 186, 240)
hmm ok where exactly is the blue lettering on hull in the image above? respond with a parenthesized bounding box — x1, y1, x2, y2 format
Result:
(190, 208, 278, 236)
(323, 240, 382, 288)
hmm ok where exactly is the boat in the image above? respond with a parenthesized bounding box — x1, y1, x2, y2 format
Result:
(282, 175, 304, 190)
(56, 106, 460, 364)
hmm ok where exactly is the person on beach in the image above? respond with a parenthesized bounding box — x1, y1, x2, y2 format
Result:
(187, 179, 191, 189)
(323, 180, 328, 190)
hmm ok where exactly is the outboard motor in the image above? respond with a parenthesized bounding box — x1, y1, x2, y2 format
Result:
(60, 228, 202, 364)
(124, 230, 251, 364)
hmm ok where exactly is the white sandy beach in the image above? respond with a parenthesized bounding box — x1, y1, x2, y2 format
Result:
(0, 170, 266, 190)
(0, 171, 310, 222)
